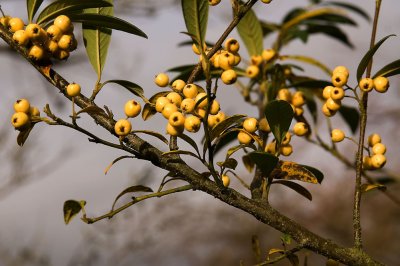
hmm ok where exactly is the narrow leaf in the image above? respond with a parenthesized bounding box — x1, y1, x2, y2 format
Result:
(300, 164, 324, 184)
(338, 105, 359, 134)
(181, 0, 208, 45)
(373, 59, 400, 78)
(27, 0, 44, 23)
(132, 130, 168, 145)
(242, 154, 255, 173)
(237, 8, 263, 56)
(36, 0, 113, 25)
(248, 151, 279, 177)
(361, 183, 386, 193)
(82, 0, 113, 79)
(178, 134, 200, 156)
(142, 103, 157, 121)
(357, 34, 396, 82)
(17, 127, 33, 146)
(76, 105, 106, 115)
(111, 185, 153, 211)
(280, 55, 332, 76)
(213, 130, 238, 156)
(69, 13, 147, 38)
(272, 180, 313, 201)
(324, 1, 370, 21)
(63, 200, 85, 224)
(217, 158, 238, 170)
(289, 79, 331, 89)
(102, 80, 148, 103)
(104, 155, 134, 175)
(210, 114, 246, 141)
(265, 100, 294, 145)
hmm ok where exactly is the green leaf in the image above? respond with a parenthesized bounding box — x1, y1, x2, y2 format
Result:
(242, 154, 255, 173)
(248, 151, 279, 177)
(81, 0, 113, 80)
(17, 127, 33, 146)
(300, 165, 324, 184)
(102, 80, 147, 103)
(76, 105, 106, 116)
(213, 130, 238, 156)
(306, 24, 353, 48)
(36, 0, 113, 25)
(356, 34, 396, 82)
(264, 100, 294, 145)
(63, 200, 86, 225)
(132, 130, 169, 145)
(181, 0, 208, 46)
(162, 150, 201, 159)
(237, 8, 263, 56)
(289, 79, 331, 89)
(141, 103, 157, 121)
(280, 55, 331, 76)
(27, 0, 44, 23)
(111, 185, 153, 211)
(178, 134, 200, 157)
(373, 59, 400, 78)
(361, 183, 386, 194)
(324, 1, 370, 21)
(338, 105, 359, 134)
(217, 158, 238, 170)
(104, 155, 134, 175)
(210, 114, 246, 141)
(272, 180, 312, 201)
(69, 13, 147, 38)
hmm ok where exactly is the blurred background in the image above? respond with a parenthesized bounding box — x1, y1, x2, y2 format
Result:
(0, 0, 399, 265)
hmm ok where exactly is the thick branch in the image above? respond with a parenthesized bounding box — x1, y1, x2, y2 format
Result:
(0, 23, 383, 266)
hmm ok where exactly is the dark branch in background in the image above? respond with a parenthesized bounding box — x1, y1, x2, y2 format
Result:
(0, 13, 383, 266)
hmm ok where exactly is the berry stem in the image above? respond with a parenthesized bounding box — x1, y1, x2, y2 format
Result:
(353, 0, 382, 250)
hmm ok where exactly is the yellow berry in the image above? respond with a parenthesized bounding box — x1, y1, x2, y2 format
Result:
(251, 55, 263, 66)
(282, 132, 291, 145)
(171, 79, 186, 92)
(124, 100, 141, 118)
(154, 73, 169, 87)
(181, 98, 196, 113)
(259, 118, 270, 132)
(370, 154, 386, 169)
(162, 103, 178, 119)
(294, 107, 304, 116)
(166, 123, 183, 136)
(372, 143, 386, 155)
(331, 72, 347, 87)
(167, 92, 182, 107)
(195, 92, 208, 108)
(29, 106, 40, 117)
(233, 53, 241, 66)
(325, 98, 341, 112)
(291, 91, 305, 107)
(168, 111, 185, 127)
(46, 25, 63, 41)
(322, 86, 334, 100)
(373, 76, 389, 93)
(25, 23, 45, 42)
(243, 117, 258, 133)
(28, 45, 45, 61)
(54, 15, 72, 33)
(66, 83, 81, 97)
(237, 131, 253, 145)
(14, 99, 31, 113)
(183, 84, 199, 99)
(293, 122, 308, 136)
(184, 115, 201, 132)
(322, 103, 336, 117)
(54, 49, 70, 60)
(114, 119, 132, 136)
(12, 30, 29, 46)
(330, 87, 345, 100)
(221, 69, 237, 85)
(222, 174, 230, 187)
(155, 96, 171, 113)
(280, 144, 293, 156)
(261, 48, 276, 62)
(277, 88, 291, 102)
(261, 0, 273, 3)
(363, 156, 373, 170)
(246, 65, 260, 78)
(195, 107, 206, 119)
(11, 112, 30, 130)
(207, 115, 218, 128)
(0, 16, 11, 27)
(44, 39, 59, 54)
(331, 129, 345, 142)
(333, 66, 349, 77)
(368, 133, 381, 147)
(359, 78, 374, 92)
(224, 38, 240, 53)
(8, 17, 24, 33)
(219, 51, 235, 70)
(265, 141, 277, 154)
(58, 34, 73, 50)
(209, 99, 220, 115)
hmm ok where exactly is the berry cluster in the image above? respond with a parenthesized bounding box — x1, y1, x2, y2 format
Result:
(114, 98, 142, 137)
(321, 66, 348, 117)
(359, 76, 389, 93)
(277, 88, 306, 116)
(1, 14, 76, 61)
(265, 132, 293, 156)
(245, 48, 276, 79)
(11, 99, 40, 131)
(363, 133, 387, 170)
